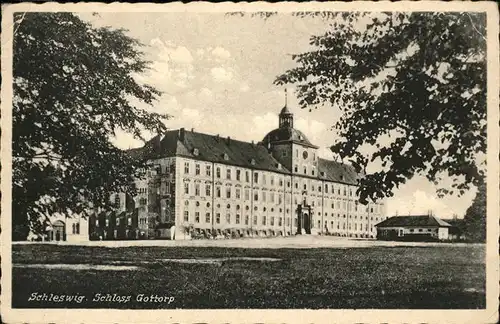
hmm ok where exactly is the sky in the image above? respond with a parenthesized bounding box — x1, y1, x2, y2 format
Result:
(78, 12, 477, 218)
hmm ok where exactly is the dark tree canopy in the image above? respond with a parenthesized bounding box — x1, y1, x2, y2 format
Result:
(12, 12, 168, 240)
(274, 12, 486, 204)
(463, 182, 486, 242)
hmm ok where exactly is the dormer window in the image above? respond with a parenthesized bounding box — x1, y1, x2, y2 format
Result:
(340, 175, 344, 181)
(193, 148, 199, 156)
(250, 159, 256, 166)
(320, 171, 325, 177)
(223, 153, 229, 161)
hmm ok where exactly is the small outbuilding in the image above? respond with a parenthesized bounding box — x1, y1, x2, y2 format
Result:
(375, 215, 452, 241)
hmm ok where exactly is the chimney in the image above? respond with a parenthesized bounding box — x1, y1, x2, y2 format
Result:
(191, 128, 194, 132)
(226, 136, 231, 145)
(179, 128, 185, 142)
(216, 134, 220, 141)
(251, 140, 254, 146)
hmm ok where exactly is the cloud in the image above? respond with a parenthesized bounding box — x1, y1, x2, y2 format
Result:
(139, 38, 196, 92)
(210, 67, 234, 82)
(317, 147, 333, 159)
(196, 48, 205, 57)
(295, 118, 327, 142)
(240, 83, 250, 92)
(211, 47, 231, 60)
(199, 87, 214, 101)
(169, 46, 194, 64)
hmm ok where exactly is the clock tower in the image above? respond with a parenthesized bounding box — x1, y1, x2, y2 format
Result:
(260, 91, 319, 176)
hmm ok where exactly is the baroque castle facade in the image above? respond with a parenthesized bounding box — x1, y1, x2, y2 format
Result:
(50, 103, 387, 241)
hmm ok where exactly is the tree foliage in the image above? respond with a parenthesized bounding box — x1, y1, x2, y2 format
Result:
(463, 181, 486, 242)
(274, 12, 486, 204)
(12, 12, 168, 240)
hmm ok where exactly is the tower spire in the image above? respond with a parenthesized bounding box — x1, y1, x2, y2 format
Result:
(284, 88, 288, 107)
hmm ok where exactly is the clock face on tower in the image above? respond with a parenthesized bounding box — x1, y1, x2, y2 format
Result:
(302, 151, 308, 159)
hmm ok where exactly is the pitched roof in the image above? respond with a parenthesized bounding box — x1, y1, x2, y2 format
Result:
(317, 158, 359, 185)
(375, 215, 452, 228)
(128, 129, 289, 174)
(127, 129, 361, 181)
(176, 130, 289, 173)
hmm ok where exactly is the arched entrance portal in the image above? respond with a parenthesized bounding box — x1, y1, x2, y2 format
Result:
(296, 205, 313, 234)
(48, 220, 66, 241)
(303, 213, 311, 234)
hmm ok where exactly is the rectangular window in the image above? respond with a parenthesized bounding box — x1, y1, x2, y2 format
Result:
(236, 214, 241, 224)
(278, 195, 282, 205)
(226, 213, 231, 224)
(195, 183, 200, 196)
(254, 172, 259, 184)
(205, 213, 211, 223)
(195, 212, 200, 223)
(184, 211, 189, 222)
(206, 165, 211, 176)
(184, 162, 190, 174)
(195, 164, 200, 175)
(286, 218, 290, 226)
(263, 174, 267, 185)
(245, 189, 250, 200)
(245, 215, 249, 225)
(236, 188, 241, 199)
(254, 192, 259, 201)
(253, 216, 258, 225)
(263, 192, 266, 202)
(270, 217, 275, 226)
(216, 167, 221, 178)
(205, 185, 211, 196)
(270, 193, 275, 203)
(245, 171, 250, 182)
(184, 183, 189, 195)
(226, 187, 231, 199)
(216, 213, 221, 224)
(226, 168, 231, 180)
(262, 216, 267, 226)
(236, 170, 241, 181)
(279, 217, 282, 226)
(216, 186, 221, 198)
(271, 176, 274, 186)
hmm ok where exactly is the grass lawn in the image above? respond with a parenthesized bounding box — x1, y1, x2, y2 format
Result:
(12, 244, 485, 309)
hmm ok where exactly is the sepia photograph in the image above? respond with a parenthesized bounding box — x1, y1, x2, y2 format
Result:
(1, 2, 498, 323)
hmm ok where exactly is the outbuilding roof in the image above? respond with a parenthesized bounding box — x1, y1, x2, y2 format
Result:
(375, 215, 452, 228)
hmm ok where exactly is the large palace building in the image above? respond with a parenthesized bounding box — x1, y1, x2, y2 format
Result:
(46, 103, 387, 241)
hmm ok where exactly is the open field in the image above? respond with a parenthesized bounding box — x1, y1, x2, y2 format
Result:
(13, 235, 481, 249)
(12, 241, 485, 309)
